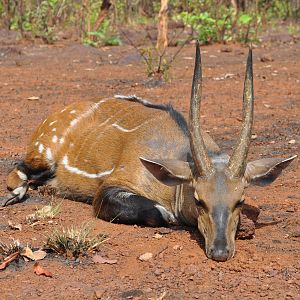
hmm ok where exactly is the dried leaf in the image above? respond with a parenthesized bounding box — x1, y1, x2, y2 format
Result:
(33, 262, 52, 277)
(32, 250, 47, 261)
(8, 220, 22, 231)
(92, 254, 117, 265)
(21, 246, 47, 261)
(21, 246, 34, 260)
(0, 252, 19, 270)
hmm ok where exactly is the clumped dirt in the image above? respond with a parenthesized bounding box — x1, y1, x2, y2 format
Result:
(0, 32, 299, 299)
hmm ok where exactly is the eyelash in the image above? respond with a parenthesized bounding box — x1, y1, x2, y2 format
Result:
(235, 199, 245, 209)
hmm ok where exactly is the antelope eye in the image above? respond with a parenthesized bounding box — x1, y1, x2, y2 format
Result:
(194, 198, 207, 210)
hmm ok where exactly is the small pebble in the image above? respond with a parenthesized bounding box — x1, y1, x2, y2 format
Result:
(138, 252, 153, 261)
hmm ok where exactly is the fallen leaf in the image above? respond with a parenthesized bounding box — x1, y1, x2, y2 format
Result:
(8, 220, 22, 231)
(32, 250, 47, 261)
(27, 96, 40, 101)
(92, 255, 117, 264)
(21, 246, 47, 261)
(138, 252, 153, 261)
(0, 252, 19, 270)
(33, 262, 52, 277)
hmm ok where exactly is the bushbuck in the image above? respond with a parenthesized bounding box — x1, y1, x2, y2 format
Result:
(2, 43, 296, 261)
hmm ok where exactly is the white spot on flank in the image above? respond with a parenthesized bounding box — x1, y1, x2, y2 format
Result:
(70, 110, 76, 114)
(46, 148, 53, 162)
(59, 138, 65, 144)
(35, 141, 39, 146)
(52, 128, 57, 132)
(17, 170, 28, 181)
(52, 135, 58, 143)
(61, 108, 67, 113)
(49, 120, 57, 126)
(112, 123, 142, 132)
(70, 119, 79, 126)
(62, 155, 114, 179)
(38, 144, 44, 154)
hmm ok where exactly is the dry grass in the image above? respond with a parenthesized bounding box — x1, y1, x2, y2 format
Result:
(26, 202, 61, 224)
(0, 239, 24, 256)
(46, 223, 107, 258)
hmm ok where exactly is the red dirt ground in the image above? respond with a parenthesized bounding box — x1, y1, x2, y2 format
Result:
(0, 31, 299, 299)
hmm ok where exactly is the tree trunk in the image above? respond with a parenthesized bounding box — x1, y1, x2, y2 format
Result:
(156, 0, 168, 53)
(92, 0, 112, 32)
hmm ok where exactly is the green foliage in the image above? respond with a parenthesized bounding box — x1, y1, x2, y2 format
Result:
(175, 6, 260, 44)
(0, 0, 298, 46)
(83, 19, 121, 47)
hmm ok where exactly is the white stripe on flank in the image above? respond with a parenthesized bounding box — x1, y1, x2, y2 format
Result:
(68, 100, 107, 129)
(49, 121, 57, 126)
(62, 155, 114, 179)
(112, 123, 142, 132)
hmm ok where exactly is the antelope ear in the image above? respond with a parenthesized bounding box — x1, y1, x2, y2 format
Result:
(245, 155, 297, 186)
(140, 157, 192, 186)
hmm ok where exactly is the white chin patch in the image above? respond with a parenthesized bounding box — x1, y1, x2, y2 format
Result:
(154, 204, 177, 224)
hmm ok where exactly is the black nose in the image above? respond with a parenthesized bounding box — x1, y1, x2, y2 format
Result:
(208, 247, 230, 262)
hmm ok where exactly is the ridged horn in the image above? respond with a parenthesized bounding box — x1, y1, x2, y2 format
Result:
(228, 48, 254, 177)
(189, 41, 214, 177)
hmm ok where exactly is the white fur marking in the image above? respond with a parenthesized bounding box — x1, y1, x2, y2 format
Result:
(70, 110, 76, 114)
(70, 119, 79, 127)
(118, 191, 135, 198)
(61, 108, 67, 113)
(112, 123, 142, 132)
(62, 155, 114, 179)
(52, 128, 57, 132)
(17, 170, 27, 181)
(35, 141, 39, 146)
(49, 120, 57, 126)
(52, 135, 58, 143)
(38, 144, 44, 154)
(12, 186, 27, 199)
(59, 138, 65, 144)
(155, 204, 177, 224)
(46, 148, 53, 162)
(39, 132, 44, 138)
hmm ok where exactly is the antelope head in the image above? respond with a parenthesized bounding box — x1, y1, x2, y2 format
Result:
(141, 42, 296, 261)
